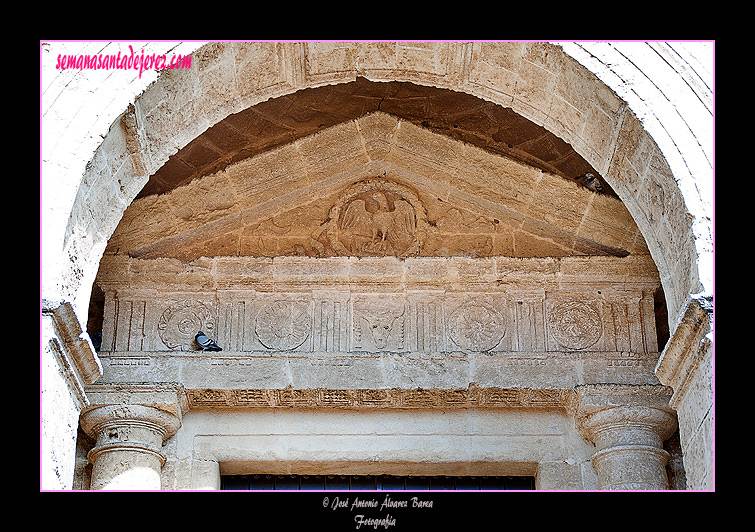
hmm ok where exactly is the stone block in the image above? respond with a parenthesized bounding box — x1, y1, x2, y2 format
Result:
(303, 42, 358, 84)
(389, 120, 464, 179)
(296, 120, 369, 182)
(358, 112, 399, 160)
(527, 174, 590, 235)
(232, 41, 288, 99)
(225, 143, 307, 210)
(466, 42, 520, 102)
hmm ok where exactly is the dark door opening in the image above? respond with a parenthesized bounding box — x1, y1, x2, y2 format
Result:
(221, 474, 535, 490)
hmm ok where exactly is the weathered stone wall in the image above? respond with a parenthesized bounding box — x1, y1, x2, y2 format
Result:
(41, 41, 713, 490)
(85, 252, 668, 490)
(42, 42, 712, 333)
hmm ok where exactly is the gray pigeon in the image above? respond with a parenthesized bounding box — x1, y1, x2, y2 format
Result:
(583, 173, 604, 193)
(195, 331, 222, 351)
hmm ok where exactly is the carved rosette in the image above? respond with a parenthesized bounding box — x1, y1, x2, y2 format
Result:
(255, 300, 311, 350)
(157, 300, 216, 350)
(448, 300, 506, 352)
(549, 300, 603, 350)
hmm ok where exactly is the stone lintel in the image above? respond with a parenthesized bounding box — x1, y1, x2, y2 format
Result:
(95, 254, 662, 292)
(95, 350, 665, 395)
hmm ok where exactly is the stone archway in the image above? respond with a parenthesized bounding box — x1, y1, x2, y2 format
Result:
(60, 42, 711, 334)
(42, 41, 713, 490)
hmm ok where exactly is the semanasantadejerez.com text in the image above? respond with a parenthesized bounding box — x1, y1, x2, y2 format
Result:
(55, 44, 192, 78)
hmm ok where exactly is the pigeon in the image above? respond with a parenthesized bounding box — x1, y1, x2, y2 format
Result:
(195, 331, 222, 351)
(583, 173, 604, 193)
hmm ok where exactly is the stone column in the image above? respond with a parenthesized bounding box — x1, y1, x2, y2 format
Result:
(80, 384, 186, 490)
(574, 385, 678, 490)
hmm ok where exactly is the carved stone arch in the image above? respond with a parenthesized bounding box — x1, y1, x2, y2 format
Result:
(55, 42, 710, 337)
(42, 41, 713, 490)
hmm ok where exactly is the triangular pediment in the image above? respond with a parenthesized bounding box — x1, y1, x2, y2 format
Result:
(105, 112, 648, 261)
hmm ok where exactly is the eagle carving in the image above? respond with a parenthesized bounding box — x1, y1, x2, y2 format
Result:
(340, 190, 416, 255)
(322, 179, 426, 257)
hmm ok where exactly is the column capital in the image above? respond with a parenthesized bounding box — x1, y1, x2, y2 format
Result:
(578, 405, 678, 450)
(80, 383, 187, 458)
(571, 384, 677, 442)
(79, 384, 187, 490)
(570, 384, 678, 490)
(82, 383, 189, 420)
(80, 403, 182, 447)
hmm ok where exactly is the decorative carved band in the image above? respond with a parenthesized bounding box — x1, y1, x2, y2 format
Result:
(99, 254, 661, 356)
(186, 386, 573, 409)
(144, 293, 630, 353)
(104, 288, 664, 355)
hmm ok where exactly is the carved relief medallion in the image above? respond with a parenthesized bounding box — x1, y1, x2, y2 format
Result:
(549, 300, 603, 350)
(353, 296, 406, 351)
(255, 300, 311, 350)
(157, 300, 216, 350)
(448, 300, 506, 352)
(322, 179, 427, 257)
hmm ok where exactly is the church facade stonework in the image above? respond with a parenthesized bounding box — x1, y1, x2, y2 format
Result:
(41, 41, 713, 491)
(82, 166, 678, 490)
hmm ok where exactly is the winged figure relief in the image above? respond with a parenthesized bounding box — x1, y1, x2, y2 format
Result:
(338, 190, 417, 256)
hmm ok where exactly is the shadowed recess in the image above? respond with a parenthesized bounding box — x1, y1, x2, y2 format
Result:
(137, 77, 614, 200)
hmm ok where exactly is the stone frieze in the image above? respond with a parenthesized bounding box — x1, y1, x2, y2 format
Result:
(94, 254, 662, 391)
(99, 288, 657, 355)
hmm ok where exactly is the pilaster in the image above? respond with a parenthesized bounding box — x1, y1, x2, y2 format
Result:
(41, 299, 102, 490)
(573, 384, 677, 490)
(654, 293, 714, 489)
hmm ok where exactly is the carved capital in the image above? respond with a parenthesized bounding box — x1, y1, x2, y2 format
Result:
(79, 384, 186, 490)
(80, 403, 181, 490)
(81, 404, 181, 445)
(579, 405, 677, 450)
(572, 385, 677, 490)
